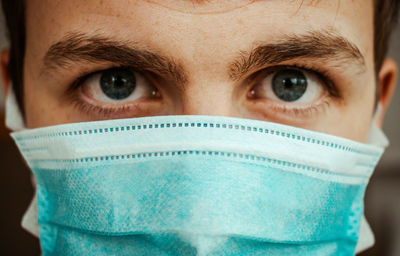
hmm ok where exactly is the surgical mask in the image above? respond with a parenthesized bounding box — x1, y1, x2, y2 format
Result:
(6, 87, 388, 255)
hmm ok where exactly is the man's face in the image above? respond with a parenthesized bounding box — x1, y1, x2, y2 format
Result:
(24, 0, 375, 142)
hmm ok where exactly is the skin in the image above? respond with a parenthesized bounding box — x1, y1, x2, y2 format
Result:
(1, 0, 398, 143)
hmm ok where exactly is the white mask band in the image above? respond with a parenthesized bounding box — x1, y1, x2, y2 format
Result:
(4, 84, 390, 252)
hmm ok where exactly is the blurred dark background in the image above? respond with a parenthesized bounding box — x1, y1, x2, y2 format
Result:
(0, 5, 399, 256)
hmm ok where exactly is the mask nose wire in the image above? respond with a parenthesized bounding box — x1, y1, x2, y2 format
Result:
(143, 0, 259, 15)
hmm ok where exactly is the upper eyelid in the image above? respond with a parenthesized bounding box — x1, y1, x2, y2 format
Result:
(72, 64, 338, 93)
(70, 66, 144, 90)
(251, 65, 326, 85)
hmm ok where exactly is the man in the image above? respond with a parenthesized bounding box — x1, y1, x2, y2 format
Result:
(1, 0, 399, 255)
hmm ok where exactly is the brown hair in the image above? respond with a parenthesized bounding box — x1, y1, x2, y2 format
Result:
(1, 0, 399, 114)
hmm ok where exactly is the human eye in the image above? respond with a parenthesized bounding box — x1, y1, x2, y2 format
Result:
(68, 66, 162, 118)
(246, 66, 340, 118)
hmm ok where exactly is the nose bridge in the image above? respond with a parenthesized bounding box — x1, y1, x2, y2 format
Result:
(179, 80, 237, 116)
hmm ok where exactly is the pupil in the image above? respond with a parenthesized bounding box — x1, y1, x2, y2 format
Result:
(284, 78, 295, 89)
(114, 77, 125, 88)
(272, 69, 307, 102)
(100, 68, 136, 100)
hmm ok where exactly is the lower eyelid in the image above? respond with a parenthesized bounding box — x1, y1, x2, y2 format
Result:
(70, 96, 163, 119)
(64, 82, 160, 118)
(247, 94, 332, 119)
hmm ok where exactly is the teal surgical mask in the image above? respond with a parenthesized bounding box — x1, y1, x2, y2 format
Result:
(6, 88, 388, 255)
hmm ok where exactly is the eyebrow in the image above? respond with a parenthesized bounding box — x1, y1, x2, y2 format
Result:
(42, 30, 365, 88)
(42, 32, 188, 87)
(228, 30, 366, 81)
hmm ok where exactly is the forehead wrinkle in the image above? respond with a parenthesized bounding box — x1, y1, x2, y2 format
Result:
(294, 0, 325, 7)
(143, 0, 259, 15)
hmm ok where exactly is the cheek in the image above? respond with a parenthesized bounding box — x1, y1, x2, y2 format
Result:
(319, 111, 373, 143)
(316, 84, 375, 143)
(23, 70, 79, 128)
(24, 86, 69, 129)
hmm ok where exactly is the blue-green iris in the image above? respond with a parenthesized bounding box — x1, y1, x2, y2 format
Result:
(100, 68, 136, 100)
(272, 69, 307, 102)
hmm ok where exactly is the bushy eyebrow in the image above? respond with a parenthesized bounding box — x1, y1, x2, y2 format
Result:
(41, 32, 188, 87)
(228, 30, 366, 81)
(42, 30, 365, 89)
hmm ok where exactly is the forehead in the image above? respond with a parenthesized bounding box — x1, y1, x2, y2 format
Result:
(25, 0, 374, 68)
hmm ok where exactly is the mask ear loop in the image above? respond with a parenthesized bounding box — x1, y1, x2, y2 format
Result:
(367, 103, 389, 148)
(5, 85, 25, 131)
(372, 103, 382, 123)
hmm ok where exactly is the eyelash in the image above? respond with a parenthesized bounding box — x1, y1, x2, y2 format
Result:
(68, 66, 130, 92)
(67, 64, 340, 118)
(69, 94, 138, 117)
(266, 98, 332, 118)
